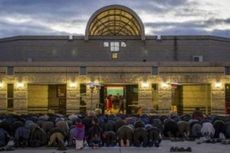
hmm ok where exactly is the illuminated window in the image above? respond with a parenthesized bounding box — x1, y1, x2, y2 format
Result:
(104, 42, 109, 47)
(110, 42, 119, 52)
(112, 53, 118, 59)
(121, 42, 127, 47)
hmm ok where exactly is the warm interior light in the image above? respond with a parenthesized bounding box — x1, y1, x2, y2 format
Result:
(16, 82, 25, 89)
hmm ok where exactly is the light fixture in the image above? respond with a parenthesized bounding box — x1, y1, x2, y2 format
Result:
(69, 81, 77, 88)
(215, 81, 222, 89)
(16, 82, 25, 89)
(141, 81, 150, 88)
(86, 81, 102, 111)
(161, 81, 170, 89)
(0, 81, 4, 89)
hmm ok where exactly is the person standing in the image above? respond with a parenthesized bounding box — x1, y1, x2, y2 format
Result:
(118, 96, 125, 114)
(73, 118, 85, 150)
(105, 95, 113, 114)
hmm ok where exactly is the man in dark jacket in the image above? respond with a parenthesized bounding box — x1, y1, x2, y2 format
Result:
(0, 128, 10, 147)
(87, 118, 102, 148)
(117, 125, 133, 147)
(163, 119, 179, 138)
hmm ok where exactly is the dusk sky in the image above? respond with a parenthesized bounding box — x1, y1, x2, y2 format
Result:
(0, 0, 230, 38)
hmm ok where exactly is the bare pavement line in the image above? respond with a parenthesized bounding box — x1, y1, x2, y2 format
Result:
(2, 140, 230, 153)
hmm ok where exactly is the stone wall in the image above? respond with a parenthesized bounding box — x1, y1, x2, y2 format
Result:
(0, 66, 228, 115)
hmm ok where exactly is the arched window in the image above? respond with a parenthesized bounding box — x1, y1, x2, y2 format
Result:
(85, 5, 145, 40)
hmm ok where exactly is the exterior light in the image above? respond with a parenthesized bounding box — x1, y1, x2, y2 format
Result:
(215, 81, 222, 89)
(86, 81, 102, 110)
(141, 81, 150, 88)
(16, 82, 25, 89)
(0, 81, 4, 89)
(69, 81, 77, 88)
(161, 81, 170, 89)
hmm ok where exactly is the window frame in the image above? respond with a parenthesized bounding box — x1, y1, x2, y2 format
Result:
(110, 42, 120, 52)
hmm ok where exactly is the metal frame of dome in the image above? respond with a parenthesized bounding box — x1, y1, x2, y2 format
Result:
(85, 5, 145, 40)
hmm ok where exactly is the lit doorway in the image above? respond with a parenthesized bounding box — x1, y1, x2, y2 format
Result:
(99, 84, 138, 114)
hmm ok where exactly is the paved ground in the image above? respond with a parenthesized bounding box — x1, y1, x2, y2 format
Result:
(2, 140, 230, 153)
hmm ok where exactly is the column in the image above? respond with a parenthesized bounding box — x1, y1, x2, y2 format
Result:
(211, 82, 225, 114)
(0, 82, 7, 113)
(14, 82, 28, 114)
(66, 82, 80, 114)
(138, 82, 153, 114)
(158, 82, 172, 114)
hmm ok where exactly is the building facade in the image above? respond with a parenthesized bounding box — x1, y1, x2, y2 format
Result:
(0, 5, 230, 115)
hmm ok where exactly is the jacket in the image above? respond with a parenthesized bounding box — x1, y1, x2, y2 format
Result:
(73, 123, 85, 140)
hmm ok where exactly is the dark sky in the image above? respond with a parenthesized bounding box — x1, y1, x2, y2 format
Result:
(0, 0, 230, 38)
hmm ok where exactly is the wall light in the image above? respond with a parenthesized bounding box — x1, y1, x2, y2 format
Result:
(141, 81, 150, 88)
(69, 81, 77, 88)
(161, 81, 170, 89)
(16, 82, 25, 89)
(0, 81, 4, 89)
(215, 81, 222, 89)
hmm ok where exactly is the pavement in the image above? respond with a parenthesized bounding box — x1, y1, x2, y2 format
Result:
(1, 140, 230, 153)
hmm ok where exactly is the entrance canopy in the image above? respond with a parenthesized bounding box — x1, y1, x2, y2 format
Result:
(85, 5, 145, 40)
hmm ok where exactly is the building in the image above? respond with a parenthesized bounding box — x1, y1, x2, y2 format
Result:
(0, 5, 230, 115)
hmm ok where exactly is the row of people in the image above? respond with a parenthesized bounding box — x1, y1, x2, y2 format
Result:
(0, 112, 230, 150)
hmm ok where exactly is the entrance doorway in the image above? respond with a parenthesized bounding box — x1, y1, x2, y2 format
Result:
(48, 84, 66, 114)
(172, 85, 183, 115)
(99, 84, 138, 114)
(172, 84, 211, 115)
(28, 84, 66, 114)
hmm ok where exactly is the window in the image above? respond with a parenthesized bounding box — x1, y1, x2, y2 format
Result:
(104, 42, 109, 47)
(152, 66, 158, 75)
(72, 49, 78, 56)
(7, 84, 14, 109)
(7, 66, 14, 75)
(121, 42, 127, 47)
(112, 53, 118, 59)
(80, 66, 87, 75)
(110, 42, 119, 52)
(193, 56, 203, 62)
(225, 66, 230, 75)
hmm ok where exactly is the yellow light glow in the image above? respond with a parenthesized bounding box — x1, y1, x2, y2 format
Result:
(69, 82, 77, 88)
(141, 81, 150, 88)
(94, 80, 99, 84)
(0, 81, 4, 89)
(215, 81, 222, 89)
(16, 82, 25, 89)
(161, 82, 170, 89)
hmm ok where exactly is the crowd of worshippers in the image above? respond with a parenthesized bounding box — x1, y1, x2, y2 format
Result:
(0, 110, 230, 150)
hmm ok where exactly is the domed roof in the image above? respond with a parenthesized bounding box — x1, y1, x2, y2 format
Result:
(85, 5, 145, 40)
